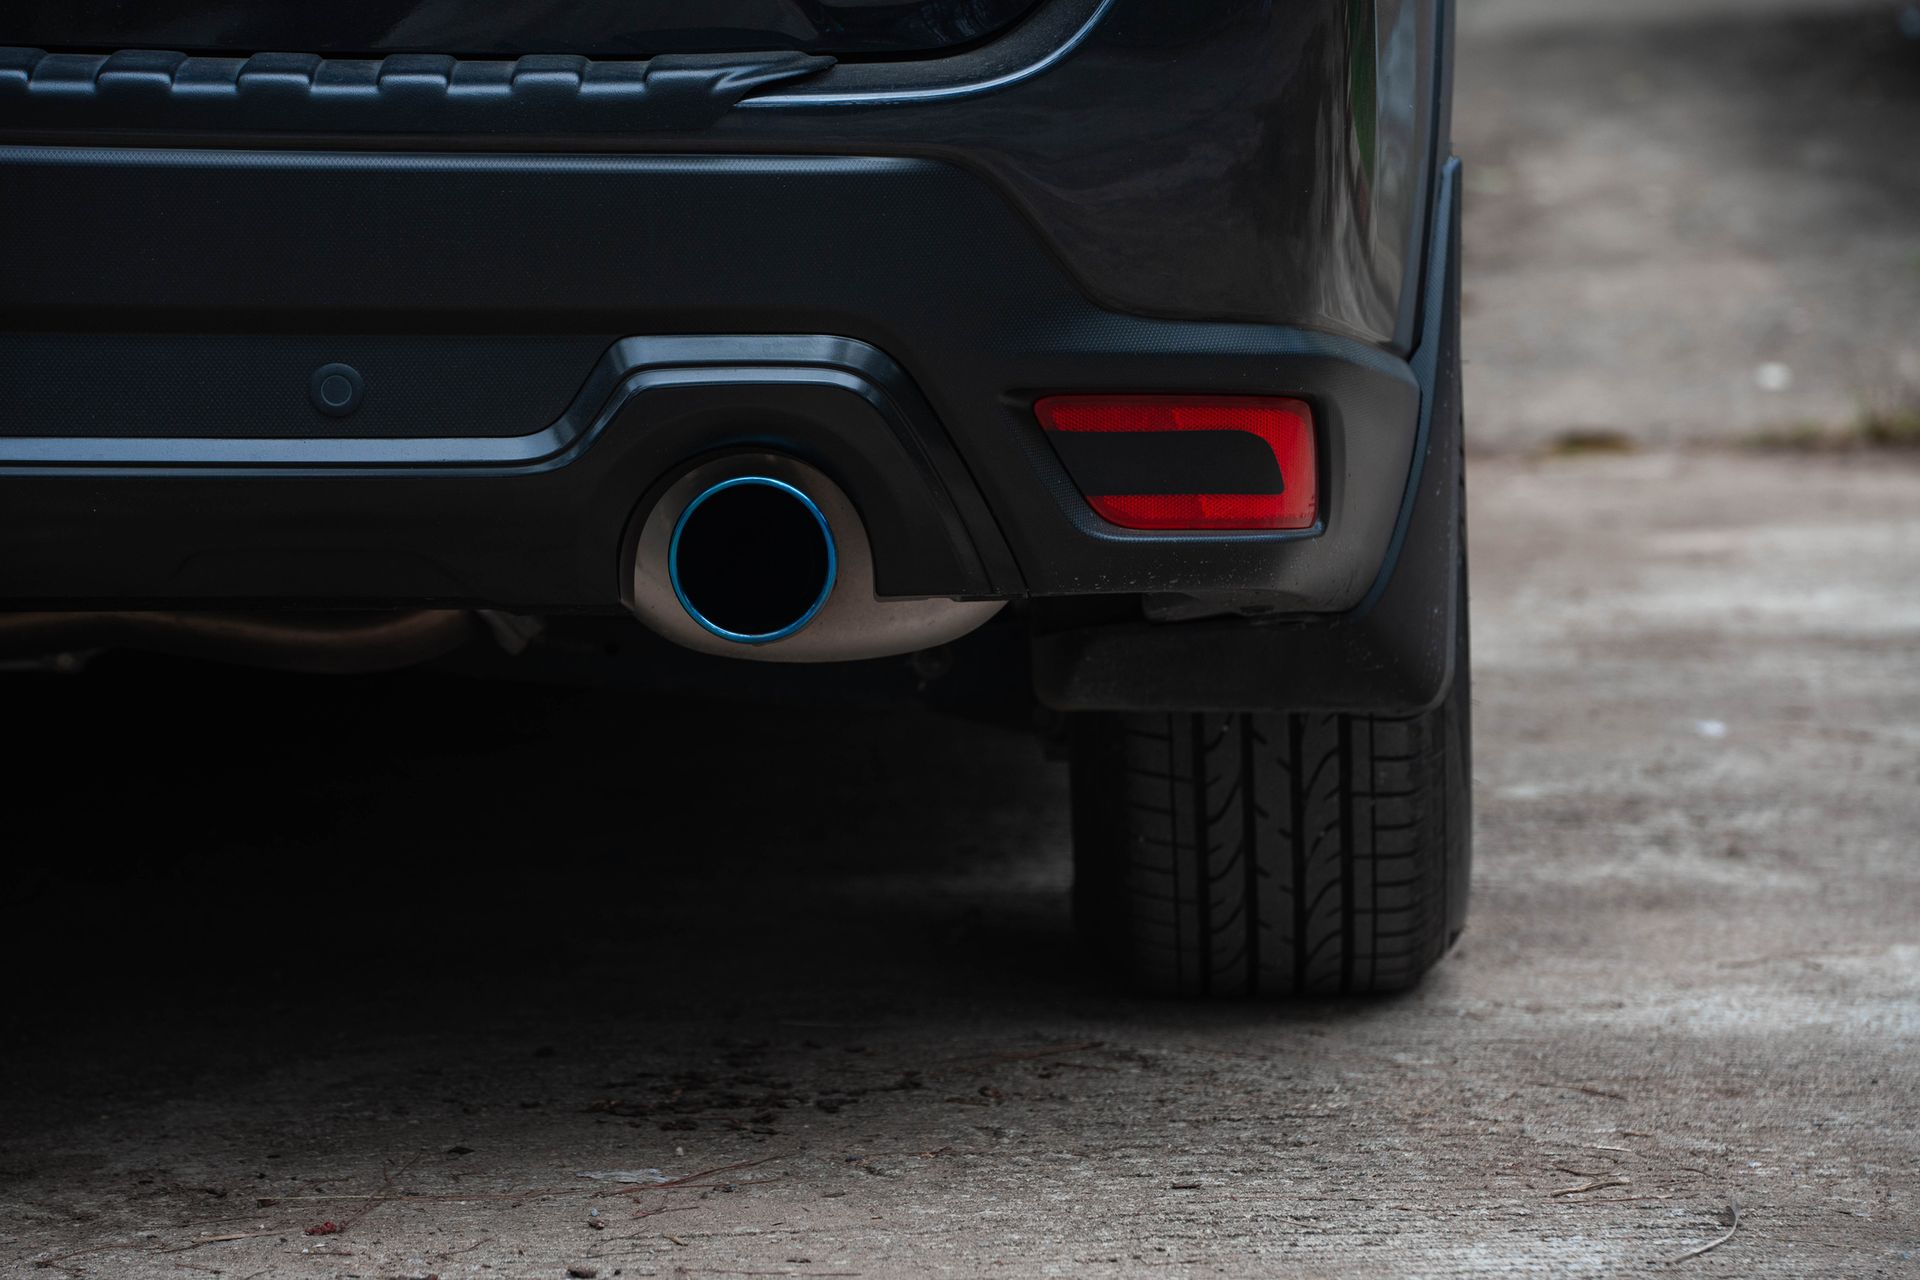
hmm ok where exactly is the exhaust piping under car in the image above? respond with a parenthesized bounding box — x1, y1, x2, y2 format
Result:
(0, 455, 1000, 671)
(627, 453, 1003, 662)
(0, 607, 532, 673)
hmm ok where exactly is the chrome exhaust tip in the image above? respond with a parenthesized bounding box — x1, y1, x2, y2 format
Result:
(669, 476, 837, 645)
(628, 453, 1004, 663)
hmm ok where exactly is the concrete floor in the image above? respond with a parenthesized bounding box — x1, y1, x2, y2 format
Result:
(1460, 0, 1920, 447)
(5, 450, 1917, 1278)
(5, 0, 1920, 1277)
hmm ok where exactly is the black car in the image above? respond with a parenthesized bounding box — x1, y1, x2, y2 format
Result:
(0, 0, 1469, 998)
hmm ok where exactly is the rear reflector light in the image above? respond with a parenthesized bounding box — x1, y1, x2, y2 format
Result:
(1034, 395, 1317, 531)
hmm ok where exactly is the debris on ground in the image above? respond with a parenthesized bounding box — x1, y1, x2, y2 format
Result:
(1663, 1205, 1741, 1266)
(576, 1169, 670, 1184)
(1551, 1176, 1632, 1198)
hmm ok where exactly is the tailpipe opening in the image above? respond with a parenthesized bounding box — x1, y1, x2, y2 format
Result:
(668, 476, 837, 644)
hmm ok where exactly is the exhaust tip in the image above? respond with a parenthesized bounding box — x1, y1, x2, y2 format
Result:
(668, 476, 837, 644)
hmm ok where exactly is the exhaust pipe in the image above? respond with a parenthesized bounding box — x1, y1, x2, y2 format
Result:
(0, 608, 528, 673)
(669, 476, 837, 645)
(628, 453, 1003, 662)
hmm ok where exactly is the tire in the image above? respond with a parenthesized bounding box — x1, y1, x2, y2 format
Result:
(1069, 581, 1471, 999)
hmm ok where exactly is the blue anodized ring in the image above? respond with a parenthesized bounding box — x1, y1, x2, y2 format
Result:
(668, 475, 838, 644)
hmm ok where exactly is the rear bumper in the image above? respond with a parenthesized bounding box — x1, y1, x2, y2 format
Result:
(0, 148, 1434, 616)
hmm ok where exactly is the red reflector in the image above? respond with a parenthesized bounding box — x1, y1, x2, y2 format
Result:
(1034, 395, 1317, 531)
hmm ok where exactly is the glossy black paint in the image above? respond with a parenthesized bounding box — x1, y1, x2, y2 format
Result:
(0, 0, 1046, 57)
(0, 0, 1446, 344)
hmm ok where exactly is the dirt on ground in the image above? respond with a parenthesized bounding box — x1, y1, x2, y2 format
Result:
(4, 1, 1919, 1277)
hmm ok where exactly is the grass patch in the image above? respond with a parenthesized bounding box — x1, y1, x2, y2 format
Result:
(1748, 409, 1920, 452)
(1858, 410, 1920, 449)
(1544, 428, 1638, 457)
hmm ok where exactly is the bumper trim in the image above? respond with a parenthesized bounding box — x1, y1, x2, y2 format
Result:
(0, 334, 903, 473)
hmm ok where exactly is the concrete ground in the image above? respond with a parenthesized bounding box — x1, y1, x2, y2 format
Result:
(5, 451, 1917, 1278)
(5, 0, 1919, 1277)
(1460, 0, 1920, 447)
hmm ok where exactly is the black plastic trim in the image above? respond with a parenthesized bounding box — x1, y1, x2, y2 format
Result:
(0, 334, 1010, 606)
(0, 336, 848, 469)
(0, 333, 613, 444)
(0, 0, 1110, 128)
(0, 46, 835, 133)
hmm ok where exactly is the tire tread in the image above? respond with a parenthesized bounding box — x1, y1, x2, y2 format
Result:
(1072, 676, 1470, 998)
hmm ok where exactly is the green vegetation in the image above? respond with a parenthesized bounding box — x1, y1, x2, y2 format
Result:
(1747, 408, 1920, 452)
(1544, 428, 1638, 457)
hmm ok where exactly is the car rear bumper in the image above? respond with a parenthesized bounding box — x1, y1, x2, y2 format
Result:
(0, 147, 1440, 618)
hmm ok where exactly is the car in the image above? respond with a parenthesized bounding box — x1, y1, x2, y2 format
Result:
(0, 0, 1468, 998)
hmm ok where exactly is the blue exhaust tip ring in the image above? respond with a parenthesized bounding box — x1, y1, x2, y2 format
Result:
(668, 475, 837, 645)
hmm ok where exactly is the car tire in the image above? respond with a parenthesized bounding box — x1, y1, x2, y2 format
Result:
(1069, 572, 1471, 998)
